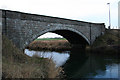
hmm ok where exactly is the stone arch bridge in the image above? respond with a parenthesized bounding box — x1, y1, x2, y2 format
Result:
(1, 10, 105, 49)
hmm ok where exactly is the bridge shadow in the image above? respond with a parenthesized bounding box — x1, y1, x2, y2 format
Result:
(51, 30, 89, 46)
(63, 47, 88, 78)
(62, 47, 109, 78)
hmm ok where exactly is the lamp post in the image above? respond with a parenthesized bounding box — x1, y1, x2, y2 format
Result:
(107, 3, 111, 29)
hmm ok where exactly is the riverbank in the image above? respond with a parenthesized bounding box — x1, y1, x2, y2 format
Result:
(89, 29, 120, 55)
(26, 40, 71, 51)
(2, 35, 64, 78)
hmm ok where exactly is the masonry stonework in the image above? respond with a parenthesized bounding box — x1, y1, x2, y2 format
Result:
(1, 10, 105, 49)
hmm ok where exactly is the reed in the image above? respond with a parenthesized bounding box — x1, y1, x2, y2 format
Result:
(26, 40, 71, 51)
(2, 35, 64, 78)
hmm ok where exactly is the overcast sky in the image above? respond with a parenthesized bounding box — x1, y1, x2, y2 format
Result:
(0, 0, 119, 38)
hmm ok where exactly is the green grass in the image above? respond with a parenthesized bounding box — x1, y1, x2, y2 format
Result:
(35, 38, 66, 41)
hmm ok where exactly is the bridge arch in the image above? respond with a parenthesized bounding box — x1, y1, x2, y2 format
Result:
(25, 27, 90, 48)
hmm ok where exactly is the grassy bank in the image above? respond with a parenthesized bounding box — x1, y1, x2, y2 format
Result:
(26, 40, 71, 51)
(35, 38, 66, 41)
(2, 35, 64, 78)
(89, 29, 120, 54)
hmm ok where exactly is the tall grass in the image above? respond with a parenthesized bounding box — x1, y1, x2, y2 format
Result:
(88, 29, 120, 54)
(2, 35, 64, 78)
(26, 40, 71, 51)
(92, 30, 120, 48)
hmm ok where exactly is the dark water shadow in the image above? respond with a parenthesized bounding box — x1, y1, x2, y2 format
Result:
(63, 47, 120, 78)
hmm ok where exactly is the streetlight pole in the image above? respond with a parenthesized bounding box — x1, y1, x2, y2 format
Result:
(107, 3, 111, 29)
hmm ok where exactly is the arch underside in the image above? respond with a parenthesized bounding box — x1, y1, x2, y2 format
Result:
(26, 27, 90, 49)
(51, 30, 89, 45)
(30, 27, 90, 46)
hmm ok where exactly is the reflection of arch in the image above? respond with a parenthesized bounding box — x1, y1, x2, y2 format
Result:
(26, 27, 90, 47)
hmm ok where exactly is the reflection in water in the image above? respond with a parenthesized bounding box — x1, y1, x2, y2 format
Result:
(64, 48, 119, 78)
(25, 49, 70, 67)
(94, 64, 119, 78)
(63, 48, 89, 78)
(25, 48, 120, 78)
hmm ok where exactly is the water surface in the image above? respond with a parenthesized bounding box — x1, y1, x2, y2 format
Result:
(25, 49, 70, 67)
(25, 49, 120, 78)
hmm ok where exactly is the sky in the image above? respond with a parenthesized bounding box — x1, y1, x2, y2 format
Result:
(0, 0, 119, 38)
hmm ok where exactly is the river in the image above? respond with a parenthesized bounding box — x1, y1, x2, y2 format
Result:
(25, 48, 120, 78)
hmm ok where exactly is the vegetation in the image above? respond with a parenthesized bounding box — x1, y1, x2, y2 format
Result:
(92, 29, 120, 47)
(2, 35, 64, 78)
(35, 38, 66, 41)
(26, 40, 71, 51)
(90, 29, 120, 54)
